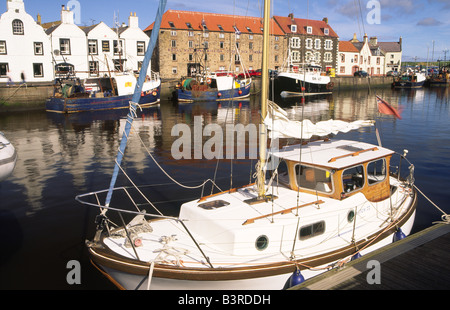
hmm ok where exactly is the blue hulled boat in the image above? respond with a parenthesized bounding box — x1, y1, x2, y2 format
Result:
(175, 72, 251, 102)
(46, 73, 161, 113)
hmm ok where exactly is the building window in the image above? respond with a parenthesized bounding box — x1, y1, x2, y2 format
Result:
(305, 38, 313, 49)
(102, 40, 110, 52)
(172, 53, 177, 61)
(324, 52, 332, 62)
(291, 25, 297, 33)
(220, 54, 224, 61)
(314, 39, 321, 49)
(171, 30, 177, 36)
(314, 52, 321, 62)
(0, 63, 9, 77)
(188, 31, 194, 37)
(188, 41, 194, 48)
(306, 26, 312, 34)
(219, 41, 224, 49)
(275, 55, 279, 62)
(171, 40, 176, 48)
(12, 19, 24, 35)
(186, 23, 193, 30)
(219, 33, 225, 39)
(305, 51, 314, 62)
(290, 37, 300, 48)
(324, 28, 329, 35)
(89, 61, 99, 76)
(324, 40, 333, 50)
(249, 42, 253, 50)
(33, 63, 44, 77)
(188, 54, 193, 61)
(341, 54, 345, 63)
(34, 42, 44, 55)
(377, 57, 381, 65)
(203, 32, 209, 38)
(249, 54, 253, 61)
(0, 41, 6, 55)
(340, 66, 345, 73)
(249, 34, 253, 40)
(292, 51, 301, 62)
(275, 36, 279, 41)
(172, 67, 177, 74)
(114, 40, 124, 55)
(60, 39, 71, 55)
(137, 41, 145, 56)
(113, 59, 124, 71)
(88, 40, 98, 55)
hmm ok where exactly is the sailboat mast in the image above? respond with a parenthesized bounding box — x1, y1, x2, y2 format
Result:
(257, 0, 271, 199)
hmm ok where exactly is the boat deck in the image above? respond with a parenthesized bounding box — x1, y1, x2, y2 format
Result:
(291, 223, 450, 290)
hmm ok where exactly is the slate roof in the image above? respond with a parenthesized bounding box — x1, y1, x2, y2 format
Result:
(273, 15, 339, 38)
(144, 10, 284, 36)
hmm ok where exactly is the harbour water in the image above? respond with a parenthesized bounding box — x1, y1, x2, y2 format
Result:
(0, 87, 449, 290)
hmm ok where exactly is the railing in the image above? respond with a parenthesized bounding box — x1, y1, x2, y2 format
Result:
(76, 186, 214, 268)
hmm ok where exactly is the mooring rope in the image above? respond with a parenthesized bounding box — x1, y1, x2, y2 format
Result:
(413, 184, 450, 224)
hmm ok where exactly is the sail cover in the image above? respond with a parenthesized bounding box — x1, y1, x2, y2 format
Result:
(264, 101, 374, 140)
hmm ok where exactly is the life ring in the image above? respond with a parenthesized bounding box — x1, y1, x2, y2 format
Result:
(326, 82, 334, 90)
(207, 78, 212, 84)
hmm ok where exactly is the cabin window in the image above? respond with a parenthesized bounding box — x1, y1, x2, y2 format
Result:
(295, 165, 333, 193)
(12, 19, 24, 35)
(367, 158, 387, 185)
(255, 235, 269, 251)
(342, 165, 365, 193)
(299, 221, 325, 240)
(275, 160, 289, 185)
(198, 200, 230, 210)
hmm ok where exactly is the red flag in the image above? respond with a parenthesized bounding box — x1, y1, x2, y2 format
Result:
(376, 96, 402, 119)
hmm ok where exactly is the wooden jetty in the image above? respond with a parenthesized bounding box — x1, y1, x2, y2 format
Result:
(291, 223, 450, 290)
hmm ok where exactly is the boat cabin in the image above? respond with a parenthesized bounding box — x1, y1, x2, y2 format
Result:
(271, 139, 394, 202)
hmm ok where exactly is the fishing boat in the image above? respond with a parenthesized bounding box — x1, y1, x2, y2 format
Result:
(0, 132, 17, 181)
(175, 71, 251, 102)
(271, 62, 333, 98)
(427, 70, 450, 87)
(45, 72, 161, 113)
(79, 0, 417, 290)
(393, 70, 426, 89)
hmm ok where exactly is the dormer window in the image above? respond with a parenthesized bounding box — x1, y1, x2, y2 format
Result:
(218, 24, 224, 31)
(168, 21, 175, 29)
(233, 26, 240, 34)
(246, 26, 252, 33)
(186, 22, 193, 30)
(307, 26, 312, 34)
(291, 25, 297, 33)
(12, 19, 24, 35)
(324, 28, 329, 35)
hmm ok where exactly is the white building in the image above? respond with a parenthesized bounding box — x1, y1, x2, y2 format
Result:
(46, 5, 88, 79)
(0, 0, 53, 83)
(338, 33, 388, 76)
(117, 13, 149, 74)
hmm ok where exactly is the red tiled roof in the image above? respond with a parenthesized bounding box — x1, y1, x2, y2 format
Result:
(339, 41, 359, 53)
(144, 10, 284, 36)
(273, 15, 339, 38)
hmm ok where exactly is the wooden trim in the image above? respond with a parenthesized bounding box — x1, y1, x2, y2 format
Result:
(242, 200, 325, 225)
(88, 189, 417, 283)
(329, 147, 378, 163)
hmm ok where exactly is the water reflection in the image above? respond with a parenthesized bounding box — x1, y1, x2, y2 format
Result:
(0, 88, 448, 222)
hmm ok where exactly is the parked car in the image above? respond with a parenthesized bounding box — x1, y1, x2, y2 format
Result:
(354, 70, 368, 77)
(387, 71, 399, 77)
(238, 70, 258, 79)
(254, 69, 277, 78)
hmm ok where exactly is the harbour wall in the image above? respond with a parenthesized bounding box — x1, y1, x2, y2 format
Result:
(0, 76, 393, 112)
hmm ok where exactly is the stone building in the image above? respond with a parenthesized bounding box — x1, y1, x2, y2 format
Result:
(144, 10, 286, 80)
(273, 14, 339, 74)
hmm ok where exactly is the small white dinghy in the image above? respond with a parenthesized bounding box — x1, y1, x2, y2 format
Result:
(0, 132, 17, 181)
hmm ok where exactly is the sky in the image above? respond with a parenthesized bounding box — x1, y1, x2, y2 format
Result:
(4, 0, 450, 62)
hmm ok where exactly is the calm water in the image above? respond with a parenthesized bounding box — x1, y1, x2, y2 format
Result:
(0, 87, 449, 290)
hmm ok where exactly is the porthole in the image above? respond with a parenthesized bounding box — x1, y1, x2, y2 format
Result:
(255, 235, 269, 251)
(347, 210, 355, 222)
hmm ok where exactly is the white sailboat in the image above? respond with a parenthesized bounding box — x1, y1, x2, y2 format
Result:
(0, 132, 17, 181)
(79, 0, 417, 290)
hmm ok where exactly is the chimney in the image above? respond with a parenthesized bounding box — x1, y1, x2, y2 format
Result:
(288, 13, 294, 22)
(363, 33, 368, 44)
(61, 5, 74, 24)
(350, 33, 359, 43)
(399, 36, 402, 50)
(128, 12, 139, 28)
(322, 17, 328, 24)
(37, 13, 41, 25)
(369, 36, 378, 46)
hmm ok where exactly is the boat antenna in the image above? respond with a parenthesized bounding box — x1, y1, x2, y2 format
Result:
(103, 0, 167, 209)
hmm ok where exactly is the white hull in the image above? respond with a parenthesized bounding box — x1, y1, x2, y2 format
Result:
(0, 133, 17, 181)
(95, 209, 416, 290)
